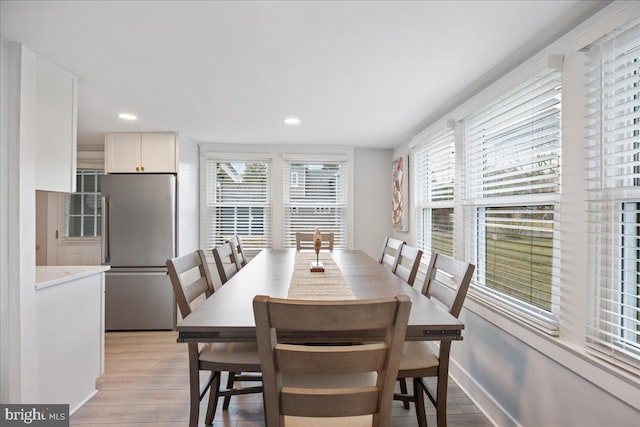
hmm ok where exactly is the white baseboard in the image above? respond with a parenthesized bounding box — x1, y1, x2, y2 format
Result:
(449, 357, 519, 427)
(70, 389, 98, 416)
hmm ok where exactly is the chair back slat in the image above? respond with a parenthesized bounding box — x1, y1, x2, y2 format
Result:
(422, 253, 475, 318)
(213, 242, 240, 285)
(182, 277, 211, 306)
(166, 249, 215, 318)
(275, 343, 388, 374)
(268, 298, 400, 331)
(253, 295, 411, 427)
(281, 388, 379, 418)
(227, 235, 247, 268)
(170, 250, 202, 274)
(296, 232, 335, 251)
(394, 245, 423, 286)
(379, 236, 404, 270)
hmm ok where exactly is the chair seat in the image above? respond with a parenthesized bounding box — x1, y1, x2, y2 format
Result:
(398, 341, 439, 372)
(199, 342, 261, 369)
(285, 415, 373, 426)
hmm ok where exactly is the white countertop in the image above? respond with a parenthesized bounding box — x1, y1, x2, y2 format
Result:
(36, 265, 110, 290)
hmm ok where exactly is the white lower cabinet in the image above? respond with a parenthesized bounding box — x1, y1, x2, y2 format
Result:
(35, 266, 108, 412)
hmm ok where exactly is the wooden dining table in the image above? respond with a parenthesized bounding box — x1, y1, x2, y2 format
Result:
(176, 249, 464, 344)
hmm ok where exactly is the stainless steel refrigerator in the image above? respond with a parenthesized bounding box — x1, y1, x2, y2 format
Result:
(101, 174, 176, 330)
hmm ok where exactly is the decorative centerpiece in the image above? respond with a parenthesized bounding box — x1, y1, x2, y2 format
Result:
(310, 228, 325, 272)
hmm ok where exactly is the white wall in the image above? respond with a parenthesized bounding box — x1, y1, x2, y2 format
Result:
(0, 38, 11, 403)
(395, 2, 640, 425)
(353, 148, 393, 260)
(177, 134, 200, 255)
(1, 42, 40, 403)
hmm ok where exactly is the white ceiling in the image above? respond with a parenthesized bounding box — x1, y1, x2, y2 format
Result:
(1, 0, 608, 149)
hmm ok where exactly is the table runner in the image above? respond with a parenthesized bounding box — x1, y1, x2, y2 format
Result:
(287, 251, 356, 300)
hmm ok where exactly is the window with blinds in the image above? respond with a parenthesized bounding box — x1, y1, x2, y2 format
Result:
(283, 159, 348, 248)
(464, 67, 562, 334)
(412, 128, 455, 258)
(65, 169, 103, 237)
(203, 158, 271, 255)
(585, 17, 640, 367)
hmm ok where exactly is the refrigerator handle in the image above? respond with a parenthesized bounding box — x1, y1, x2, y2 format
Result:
(101, 195, 110, 264)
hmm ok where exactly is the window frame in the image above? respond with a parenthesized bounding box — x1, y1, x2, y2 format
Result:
(584, 16, 640, 368)
(64, 168, 104, 238)
(200, 153, 273, 256)
(462, 67, 563, 335)
(411, 127, 456, 261)
(282, 155, 349, 249)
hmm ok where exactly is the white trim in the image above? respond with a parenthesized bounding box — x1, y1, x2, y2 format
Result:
(455, 54, 563, 123)
(200, 151, 273, 162)
(449, 358, 517, 427)
(573, 1, 640, 50)
(409, 118, 455, 149)
(77, 150, 104, 170)
(70, 389, 98, 416)
(282, 153, 349, 162)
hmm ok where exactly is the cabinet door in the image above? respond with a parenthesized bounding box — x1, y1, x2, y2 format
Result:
(140, 133, 177, 173)
(35, 56, 78, 192)
(105, 133, 141, 173)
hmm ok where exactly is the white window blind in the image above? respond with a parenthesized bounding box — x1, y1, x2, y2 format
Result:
(203, 158, 271, 255)
(585, 17, 640, 367)
(464, 67, 562, 334)
(412, 128, 455, 258)
(283, 159, 348, 248)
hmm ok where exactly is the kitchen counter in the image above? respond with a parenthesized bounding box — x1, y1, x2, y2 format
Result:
(36, 265, 110, 290)
(35, 264, 109, 412)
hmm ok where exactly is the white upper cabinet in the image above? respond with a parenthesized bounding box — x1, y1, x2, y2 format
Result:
(105, 132, 177, 173)
(140, 133, 177, 172)
(105, 133, 140, 173)
(34, 54, 78, 192)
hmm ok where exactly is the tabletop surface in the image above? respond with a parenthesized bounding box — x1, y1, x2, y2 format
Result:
(176, 249, 464, 342)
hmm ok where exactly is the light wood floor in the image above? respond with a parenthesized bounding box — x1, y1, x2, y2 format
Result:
(71, 331, 492, 426)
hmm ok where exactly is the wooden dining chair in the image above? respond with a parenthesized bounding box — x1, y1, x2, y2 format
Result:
(212, 242, 240, 285)
(227, 235, 247, 268)
(166, 250, 262, 427)
(394, 253, 475, 427)
(379, 236, 404, 270)
(295, 231, 335, 251)
(393, 244, 423, 286)
(253, 295, 412, 427)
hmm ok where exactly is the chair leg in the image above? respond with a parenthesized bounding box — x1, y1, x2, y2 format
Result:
(399, 378, 410, 409)
(436, 374, 448, 427)
(222, 371, 236, 409)
(414, 378, 428, 427)
(204, 371, 221, 425)
(188, 353, 201, 427)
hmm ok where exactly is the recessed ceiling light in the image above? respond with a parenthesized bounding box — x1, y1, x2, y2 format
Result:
(118, 113, 137, 121)
(284, 117, 300, 125)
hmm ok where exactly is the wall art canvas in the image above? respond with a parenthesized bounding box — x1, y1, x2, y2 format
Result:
(392, 155, 408, 231)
